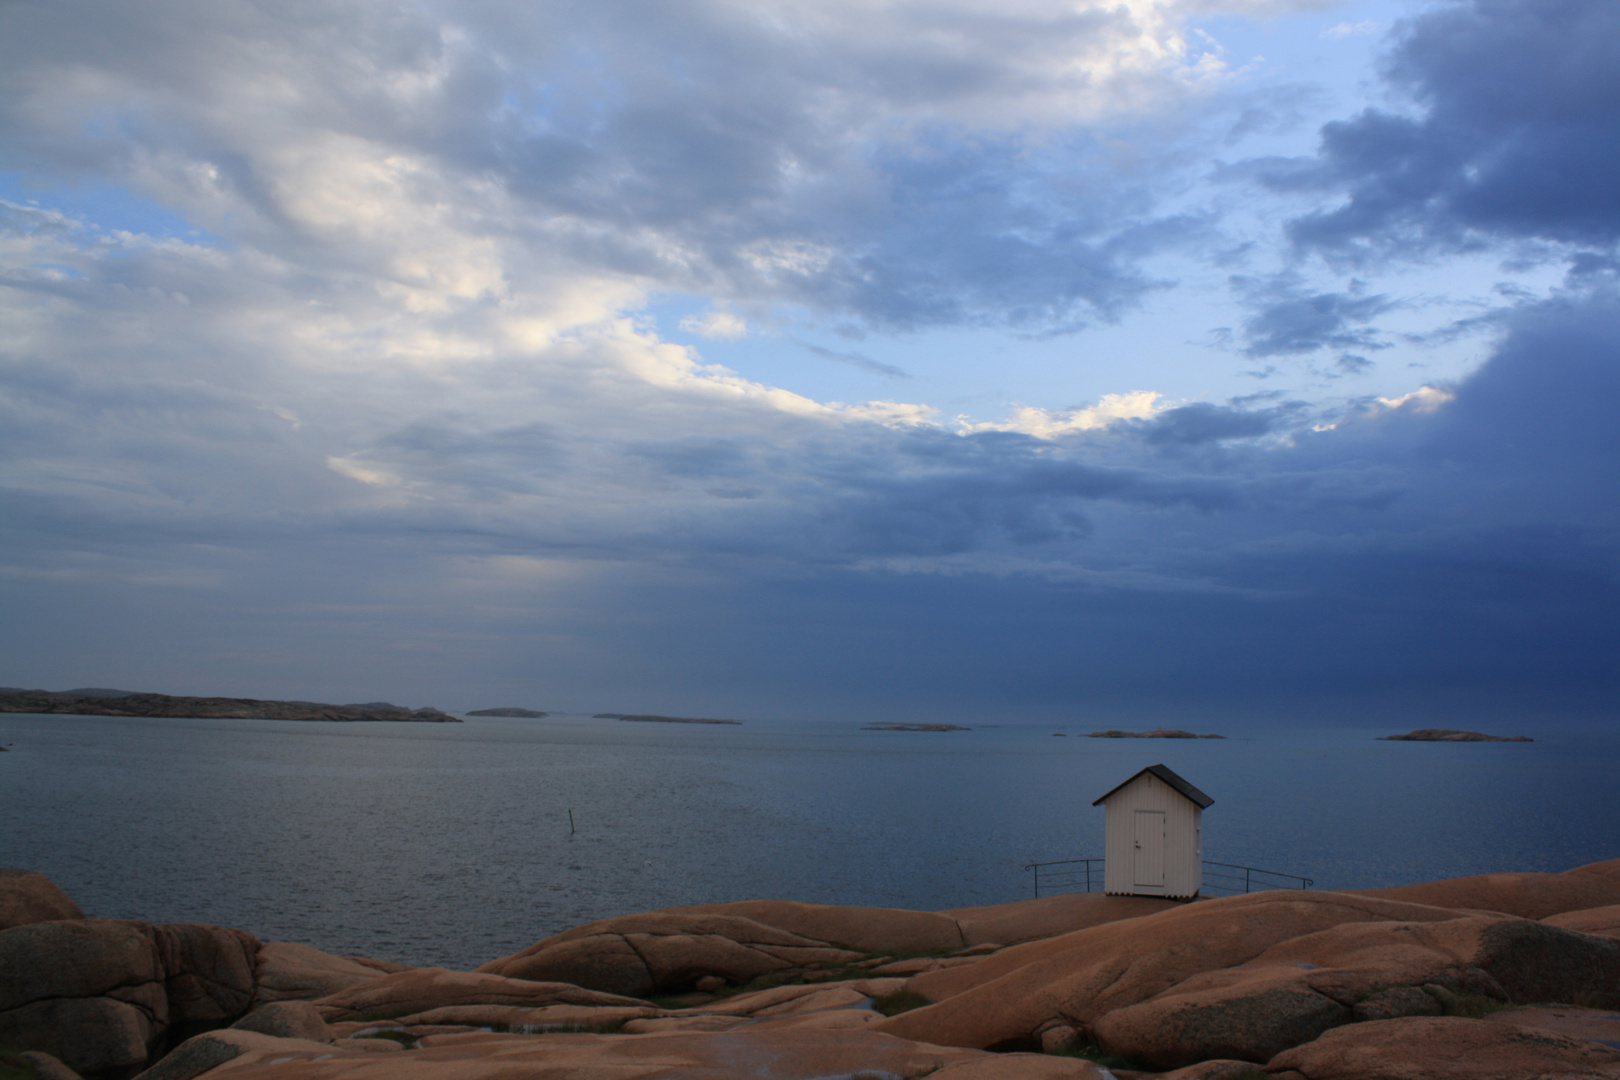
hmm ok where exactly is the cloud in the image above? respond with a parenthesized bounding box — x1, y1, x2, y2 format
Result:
(1232, 275, 1396, 357)
(795, 340, 910, 379)
(680, 310, 750, 342)
(1262, 0, 1620, 257)
(0, 0, 1616, 720)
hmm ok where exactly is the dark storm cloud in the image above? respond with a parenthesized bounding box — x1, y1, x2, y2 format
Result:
(1263, 0, 1620, 257)
(1138, 402, 1291, 444)
(1233, 275, 1395, 357)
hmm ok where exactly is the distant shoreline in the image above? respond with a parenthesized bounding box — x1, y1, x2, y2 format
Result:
(0, 688, 461, 723)
(593, 713, 743, 725)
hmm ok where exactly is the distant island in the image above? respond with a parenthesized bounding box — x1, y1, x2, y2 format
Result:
(1380, 728, 1532, 742)
(0, 688, 461, 722)
(862, 723, 971, 732)
(1086, 728, 1225, 739)
(465, 707, 548, 717)
(593, 713, 742, 725)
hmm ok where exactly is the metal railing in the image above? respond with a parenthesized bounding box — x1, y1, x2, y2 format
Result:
(1022, 857, 1311, 898)
(1021, 857, 1104, 898)
(1199, 861, 1313, 895)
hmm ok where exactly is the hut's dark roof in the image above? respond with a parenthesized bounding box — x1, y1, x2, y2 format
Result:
(1092, 763, 1213, 809)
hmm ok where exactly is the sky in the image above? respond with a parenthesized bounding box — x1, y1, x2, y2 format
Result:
(0, 0, 1616, 726)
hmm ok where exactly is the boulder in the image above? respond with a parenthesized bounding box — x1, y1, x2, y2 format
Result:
(311, 968, 648, 1021)
(1092, 968, 1351, 1068)
(0, 919, 167, 1078)
(878, 891, 1471, 1050)
(1543, 903, 1620, 939)
(19, 1052, 85, 1080)
(0, 919, 163, 1011)
(1353, 858, 1620, 919)
(229, 1000, 334, 1042)
(129, 1030, 342, 1080)
(478, 912, 855, 996)
(0, 870, 85, 930)
(623, 932, 794, 989)
(0, 997, 153, 1080)
(1449, 916, 1620, 1006)
(251, 941, 399, 1003)
(477, 933, 654, 997)
(153, 923, 259, 1027)
(1265, 1015, 1620, 1079)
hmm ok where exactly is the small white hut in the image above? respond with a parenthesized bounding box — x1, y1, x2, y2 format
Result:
(1092, 764, 1213, 899)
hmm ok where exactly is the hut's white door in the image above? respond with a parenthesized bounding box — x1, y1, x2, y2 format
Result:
(1132, 810, 1166, 887)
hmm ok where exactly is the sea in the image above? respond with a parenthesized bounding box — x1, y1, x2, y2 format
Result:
(4, 711, 1618, 970)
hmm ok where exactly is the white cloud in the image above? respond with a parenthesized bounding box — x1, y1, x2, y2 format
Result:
(959, 391, 1167, 438)
(680, 310, 751, 341)
(1320, 20, 1381, 39)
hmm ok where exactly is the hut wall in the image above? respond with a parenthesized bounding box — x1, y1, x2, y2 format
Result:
(1101, 773, 1204, 898)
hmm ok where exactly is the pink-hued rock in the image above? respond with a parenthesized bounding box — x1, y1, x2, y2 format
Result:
(252, 941, 398, 1004)
(154, 923, 260, 1024)
(1351, 857, 1620, 919)
(311, 968, 647, 1021)
(878, 891, 1475, 1050)
(0, 870, 85, 930)
(1158, 1060, 1268, 1080)
(230, 1000, 335, 1042)
(0, 919, 167, 1077)
(1, 997, 154, 1080)
(620, 1014, 750, 1033)
(670, 899, 968, 953)
(1092, 967, 1351, 1068)
(131, 1029, 340, 1080)
(1265, 1015, 1620, 1079)
(1543, 902, 1620, 939)
(395, 1003, 656, 1028)
(18, 1052, 84, 1080)
(161, 1026, 1115, 1080)
(943, 892, 1180, 947)
(624, 931, 794, 988)
(476, 933, 654, 996)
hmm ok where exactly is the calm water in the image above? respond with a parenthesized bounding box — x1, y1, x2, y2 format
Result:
(4, 712, 1618, 969)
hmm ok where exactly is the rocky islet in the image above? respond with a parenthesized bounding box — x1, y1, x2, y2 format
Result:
(4, 861, 1620, 1080)
(0, 689, 459, 723)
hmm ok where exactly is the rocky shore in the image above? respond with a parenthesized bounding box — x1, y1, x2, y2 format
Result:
(4, 861, 1620, 1080)
(0, 690, 460, 723)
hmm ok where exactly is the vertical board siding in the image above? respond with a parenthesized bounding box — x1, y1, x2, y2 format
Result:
(1101, 772, 1204, 898)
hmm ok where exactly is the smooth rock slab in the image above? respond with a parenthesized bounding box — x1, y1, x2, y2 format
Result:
(230, 1000, 334, 1042)
(0, 920, 163, 1012)
(1351, 986, 1444, 1022)
(0, 869, 85, 930)
(312, 968, 647, 1020)
(1092, 971, 1351, 1069)
(252, 941, 397, 1004)
(154, 923, 259, 1025)
(0, 997, 153, 1080)
(1265, 1015, 1620, 1079)
(477, 933, 654, 997)
(1543, 903, 1620, 939)
(159, 1027, 1116, 1080)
